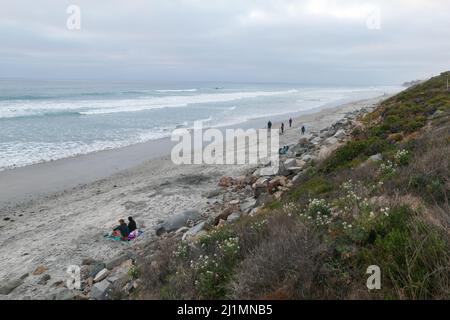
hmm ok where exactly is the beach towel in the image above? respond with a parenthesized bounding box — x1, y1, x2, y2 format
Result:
(104, 230, 143, 242)
(127, 229, 143, 241)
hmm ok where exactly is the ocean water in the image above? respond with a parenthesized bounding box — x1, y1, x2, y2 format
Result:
(0, 79, 402, 171)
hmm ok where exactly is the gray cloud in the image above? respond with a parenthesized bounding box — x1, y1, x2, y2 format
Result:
(1, 0, 449, 84)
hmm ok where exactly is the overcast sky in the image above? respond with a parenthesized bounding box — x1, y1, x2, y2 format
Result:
(1, 0, 449, 85)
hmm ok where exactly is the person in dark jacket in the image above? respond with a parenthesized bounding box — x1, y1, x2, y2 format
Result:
(281, 122, 285, 134)
(267, 121, 272, 131)
(113, 219, 129, 239)
(289, 118, 293, 128)
(128, 216, 137, 232)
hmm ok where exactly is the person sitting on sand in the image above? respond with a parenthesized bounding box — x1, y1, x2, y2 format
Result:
(128, 216, 137, 233)
(112, 219, 129, 240)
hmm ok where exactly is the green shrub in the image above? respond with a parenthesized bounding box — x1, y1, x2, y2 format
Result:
(357, 206, 449, 299)
(323, 137, 389, 172)
(128, 266, 141, 280)
(289, 176, 334, 200)
(266, 199, 282, 210)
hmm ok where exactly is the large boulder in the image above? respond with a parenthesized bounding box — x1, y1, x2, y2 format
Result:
(81, 258, 97, 266)
(90, 279, 113, 300)
(0, 278, 24, 295)
(283, 158, 297, 168)
(240, 198, 257, 214)
(94, 268, 109, 283)
(301, 154, 317, 163)
(255, 159, 289, 176)
(252, 177, 270, 189)
(324, 136, 338, 146)
(155, 210, 201, 235)
(105, 253, 133, 270)
(334, 129, 347, 140)
(89, 262, 106, 278)
(310, 137, 322, 145)
(318, 142, 342, 160)
(295, 159, 306, 167)
(226, 212, 241, 224)
(182, 222, 206, 241)
(292, 174, 302, 183)
(50, 288, 75, 300)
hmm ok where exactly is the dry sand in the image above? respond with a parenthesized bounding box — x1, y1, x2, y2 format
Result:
(0, 96, 386, 299)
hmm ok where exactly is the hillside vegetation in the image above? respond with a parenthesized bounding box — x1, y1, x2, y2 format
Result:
(135, 72, 450, 300)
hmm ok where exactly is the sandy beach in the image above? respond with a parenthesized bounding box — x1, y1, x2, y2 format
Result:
(0, 95, 387, 299)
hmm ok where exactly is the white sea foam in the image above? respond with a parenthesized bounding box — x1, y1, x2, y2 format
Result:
(155, 89, 198, 93)
(0, 89, 298, 119)
(0, 129, 172, 171)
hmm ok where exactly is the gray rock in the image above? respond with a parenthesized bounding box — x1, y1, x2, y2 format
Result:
(229, 199, 240, 205)
(90, 279, 112, 300)
(0, 278, 24, 295)
(310, 137, 322, 145)
(89, 262, 106, 277)
(105, 253, 132, 270)
(324, 136, 338, 146)
(51, 288, 75, 300)
(123, 282, 134, 294)
(182, 222, 206, 241)
(94, 268, 109, 283)
(283, 158, 297, 168)
(81, 258, 97, 265)
(155, 209, 201, 235)
(276, 162, 290, 176)
(256, 159, 289, 176)
(105, 272, 130, 291)
(334, 129, 347, 139)
(175, 226, 190, 234)
(369, 154, 383, 162)
(226, 212, 241, 223)
(292, 174, 302, 183)
(240, 198, 257, 214)
(252, 177, 270, 189)
(38, 274, 51, 285)
(252, 168, 262, 177)
(301, 154, 317, 163)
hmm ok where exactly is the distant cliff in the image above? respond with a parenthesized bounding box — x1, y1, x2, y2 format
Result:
(402, 79, 425, 87)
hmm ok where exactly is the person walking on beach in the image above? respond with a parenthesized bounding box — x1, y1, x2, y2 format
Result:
(281, 122, 285, 135)
(301, 125, 306, 135)
(289, 118, 292, 128)
(267, 121, 272, 131)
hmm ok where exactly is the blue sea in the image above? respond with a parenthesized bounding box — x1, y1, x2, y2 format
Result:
(0, 79, 402, 171)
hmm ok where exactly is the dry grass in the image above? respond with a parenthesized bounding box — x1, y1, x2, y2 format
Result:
(228, 212, 323, 299)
